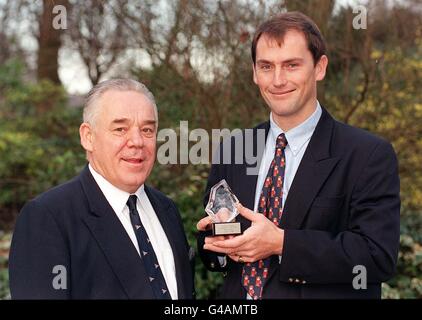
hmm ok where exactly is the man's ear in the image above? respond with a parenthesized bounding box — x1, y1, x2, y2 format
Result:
(315, 55, 328, 81)
(79, 122, 94, 152)
(252, 63, 258, 85)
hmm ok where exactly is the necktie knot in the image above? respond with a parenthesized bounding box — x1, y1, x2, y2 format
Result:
(127, 195, 138, 213)
(276, 133, 288, 149)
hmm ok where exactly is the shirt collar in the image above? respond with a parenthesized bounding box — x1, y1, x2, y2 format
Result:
(88, 164, 145, 214)
(269, 101, 322, 156)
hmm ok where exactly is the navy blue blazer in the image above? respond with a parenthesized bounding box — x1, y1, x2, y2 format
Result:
(198, 107, 400, 299)
(9, 165, 195, 299)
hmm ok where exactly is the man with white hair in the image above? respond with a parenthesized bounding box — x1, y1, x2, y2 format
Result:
(9, 79, 195, 299)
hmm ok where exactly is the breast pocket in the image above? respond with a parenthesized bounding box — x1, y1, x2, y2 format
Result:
(312, 195, 345, 208)
(306, 195, 345, 230)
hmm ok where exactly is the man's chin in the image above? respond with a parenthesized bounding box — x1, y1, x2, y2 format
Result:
(122, 178, 147, 192)
(269, 104, 298, 118)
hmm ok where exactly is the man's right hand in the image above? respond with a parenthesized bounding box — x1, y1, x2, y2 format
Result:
(196, 216, 214, 232)
(197, 215, 234, 248)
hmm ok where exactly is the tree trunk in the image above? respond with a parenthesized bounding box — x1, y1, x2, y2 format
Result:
(37, 0, 68, 84)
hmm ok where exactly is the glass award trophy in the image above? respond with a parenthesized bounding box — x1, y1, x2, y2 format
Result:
(205, 179, 242, 236)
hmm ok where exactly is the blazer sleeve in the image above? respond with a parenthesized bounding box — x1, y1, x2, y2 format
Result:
(279, 140, 401, 284)
(9, 199, 71, 299)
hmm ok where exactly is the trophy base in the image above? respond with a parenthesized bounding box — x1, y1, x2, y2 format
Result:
(212, 222, 242, 236)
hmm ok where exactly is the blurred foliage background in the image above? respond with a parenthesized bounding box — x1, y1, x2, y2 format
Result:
(0, 0, 421, 299)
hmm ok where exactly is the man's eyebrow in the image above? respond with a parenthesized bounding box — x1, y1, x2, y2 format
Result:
(111, 118, 130, 125)
(110, 118, 157, 125)
(256, 59, 273, 65)
(256, 58, 304, 64)
(282, 58, 304, 63)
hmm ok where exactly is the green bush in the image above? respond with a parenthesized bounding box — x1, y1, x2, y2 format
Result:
(384, 211, 422, 298)
(0, 232, 11, 299)
(0, 60, 85, 229)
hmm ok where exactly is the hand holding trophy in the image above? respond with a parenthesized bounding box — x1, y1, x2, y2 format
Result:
(205, 179, 242, 236)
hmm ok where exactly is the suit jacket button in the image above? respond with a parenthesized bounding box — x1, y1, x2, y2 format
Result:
(295, 279, 300, 283)
(288, 278, 294, 283)
(302, 280, 307, 284)
(210, 262, 215, 269)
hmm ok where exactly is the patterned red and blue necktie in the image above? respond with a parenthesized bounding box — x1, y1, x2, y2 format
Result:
(241, 133, 288, 299)
(127, 195, 171, 299)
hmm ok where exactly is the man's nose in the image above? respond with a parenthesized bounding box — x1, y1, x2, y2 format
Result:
(273, 66, 288, 87)
(127, 128, 144, 147)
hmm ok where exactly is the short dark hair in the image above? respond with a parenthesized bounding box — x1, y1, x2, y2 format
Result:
(251, 12, 327, 65)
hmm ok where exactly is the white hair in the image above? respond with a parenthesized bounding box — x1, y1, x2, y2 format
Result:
(83, 78, 158, 126)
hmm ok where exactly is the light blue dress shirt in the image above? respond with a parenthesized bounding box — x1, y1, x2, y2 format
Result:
(253, 102, 322, 213)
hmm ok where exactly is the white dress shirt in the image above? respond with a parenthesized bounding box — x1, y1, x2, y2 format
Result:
(88, 164, 178, 299)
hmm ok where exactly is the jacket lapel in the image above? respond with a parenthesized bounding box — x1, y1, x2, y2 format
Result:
(280, 107, 340, 230)
(264, 108, 340, 285)
(78, 166, 154, 299)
